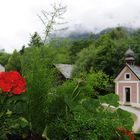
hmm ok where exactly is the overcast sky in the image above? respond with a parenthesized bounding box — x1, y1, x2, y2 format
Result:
(1, 0, 140, 53)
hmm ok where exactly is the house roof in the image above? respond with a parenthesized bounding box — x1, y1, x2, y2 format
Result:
(126, 64, 140, 80)
(114, 63, 140, 81)
(54, 64, 73, 79)
(0, 64, 5, 72)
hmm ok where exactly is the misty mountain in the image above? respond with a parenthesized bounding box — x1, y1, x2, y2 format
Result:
(53, 26, 136, 40)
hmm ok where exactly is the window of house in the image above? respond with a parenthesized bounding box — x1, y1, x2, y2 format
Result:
(124, 73, 131, 80)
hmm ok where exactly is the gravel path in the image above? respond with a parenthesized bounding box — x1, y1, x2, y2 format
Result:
(119, 105, 140, 133)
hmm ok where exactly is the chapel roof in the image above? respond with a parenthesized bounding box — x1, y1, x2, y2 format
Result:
(126, 63, 140, 80)
(125, 47, 135, 57)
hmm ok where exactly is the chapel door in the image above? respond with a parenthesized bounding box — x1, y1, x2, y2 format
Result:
(125, 87, 130, 102)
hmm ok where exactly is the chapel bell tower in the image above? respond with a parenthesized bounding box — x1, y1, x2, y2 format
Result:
(125, 47, 135, 65)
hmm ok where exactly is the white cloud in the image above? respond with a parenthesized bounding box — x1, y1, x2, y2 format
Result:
(0, 0, 140, 52)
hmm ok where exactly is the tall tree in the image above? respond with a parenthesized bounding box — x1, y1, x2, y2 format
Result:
(28, 32, 43, 48)
(19, 45, 25, 55)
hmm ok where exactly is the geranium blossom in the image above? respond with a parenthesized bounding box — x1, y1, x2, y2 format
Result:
(116, 127, 134, 140)
(0, 71, 26, 94)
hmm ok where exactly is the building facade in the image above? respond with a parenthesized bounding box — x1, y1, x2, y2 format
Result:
(114, 48, 140, 107)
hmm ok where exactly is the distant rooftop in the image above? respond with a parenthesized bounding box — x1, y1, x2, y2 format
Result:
(54, 64, 73, 79)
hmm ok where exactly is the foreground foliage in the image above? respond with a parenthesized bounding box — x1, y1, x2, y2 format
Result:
(43, 79, 133, 140)
(20, 48, 134, 139)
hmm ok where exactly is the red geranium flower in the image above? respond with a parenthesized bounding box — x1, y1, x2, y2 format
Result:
(0, 71, 26, 95)
(116, 127, 134, 140)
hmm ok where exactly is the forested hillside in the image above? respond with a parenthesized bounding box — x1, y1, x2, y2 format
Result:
(2, 27, 140, 77)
